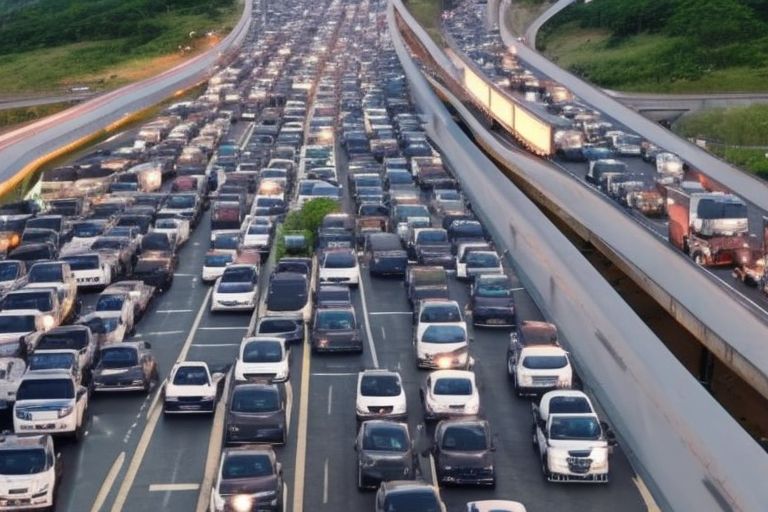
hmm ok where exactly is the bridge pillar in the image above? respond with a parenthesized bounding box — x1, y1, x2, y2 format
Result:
(486, 0, 500, 30)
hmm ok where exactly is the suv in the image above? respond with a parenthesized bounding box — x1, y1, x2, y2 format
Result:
(0, 433, 60, 510)
(13, 370, 89, 440)
(432, 419, 496, 487)
(209, 446, 284, 512)
(507, 321, 573, 397)
(406, 266, 449, 306)
(355, 420, 415, 489)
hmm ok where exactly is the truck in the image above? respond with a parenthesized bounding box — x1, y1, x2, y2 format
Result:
(666, 187, 750, 266)
(507, 321, 573, 397)
(733, 217, 768, 296)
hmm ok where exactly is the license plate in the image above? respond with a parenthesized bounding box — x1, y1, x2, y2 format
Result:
(35, 423, 55, 430)
(487, 319, 505, 325)
(179, 405, 199, 410)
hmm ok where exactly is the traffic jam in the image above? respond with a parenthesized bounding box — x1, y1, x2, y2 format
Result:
(0, 0, 647, 511)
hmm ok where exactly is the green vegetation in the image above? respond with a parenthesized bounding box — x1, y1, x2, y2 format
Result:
(539, 0, 768, 93)
(0, 0, 239, 94)
(275, 199, 340, 259)
(674, 105, 768, 178)
(0, 102, 74, 131)
(404, 0, 445, 46)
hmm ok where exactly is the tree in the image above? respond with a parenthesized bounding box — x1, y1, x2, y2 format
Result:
(667, 0, 764, 45)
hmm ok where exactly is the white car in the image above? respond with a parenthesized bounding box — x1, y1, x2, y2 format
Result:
(242, 219, 273, 250)
(318, 248, 360, 286)
(355, 369, 407, 421)
(202, 251, 235, 283)
(94, 291, 136, 335)
(163, 362, 223, 414)
(414, 300, 468, 369)
(210, 230, 242, 255)
(234, 337, 290, 383)
(211, 265, 259, 312)
(152, 217, 191, 246)
(457, 250, 503, 280)
(13, 370, 88, 440)
(60, 252, 113, 289)
(0, 433, 59, 511)
(466, 501, 527, 512)
(420, 370, 480, 421)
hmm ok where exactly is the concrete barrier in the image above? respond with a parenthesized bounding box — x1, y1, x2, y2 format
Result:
(390, 1, 768, 510)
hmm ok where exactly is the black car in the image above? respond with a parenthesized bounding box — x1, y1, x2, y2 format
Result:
(251, 316, 304, 345)
(365, 233, 407, 277)
(408, 229, 453, 269)
(432, 419, 496, 487)
(374, 481, 446, 512)
(133, 232, 177, 290)
(406, 266, 449, 306)
(265, 272, 310, 320)
(225, 382, 287, 445)
(91, 342, 158, 393)
(314, 284, 352, 309)
(469, 274, 516, 327)
(211, 447, 284, 511)
(355, 420, 415, 490)
(310, 306, 363, 353)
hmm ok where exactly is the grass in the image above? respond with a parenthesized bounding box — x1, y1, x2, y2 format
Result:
(405, 0, 445, 46)
(674, 105, 768, 178)
(0, 1, 241, 95)
(539, 21, 768, 94)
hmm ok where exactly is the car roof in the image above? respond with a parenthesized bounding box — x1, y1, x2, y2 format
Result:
(20, 369, 73, 381)
(429, 369, 475, 382)
(0, 433, 48, 450)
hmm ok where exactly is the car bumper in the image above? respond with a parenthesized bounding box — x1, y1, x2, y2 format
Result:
(355, 410, 408, 422)
(14, 417, 76, 434)
(548, 470, 609, 483)
(164, 399, 215, 413)
(93, 381, 145, 392)
(438, 469, 495, 486)
(0, 494, 54, 510)
(225, 426, 285, 445)
(313, 339, 363, 353)
(472, 310, 515, 327)
(418, 256, 455, 269)
(211, 301, 256, 311)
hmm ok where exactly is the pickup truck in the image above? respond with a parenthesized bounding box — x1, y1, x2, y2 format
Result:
(507, 321, 573, 397)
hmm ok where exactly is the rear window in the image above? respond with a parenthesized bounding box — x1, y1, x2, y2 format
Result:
(1, 293, 52, 312)
(242, 340, 283, 363)
(38, 331, 87, 351)
(62, 255, 100, 271)
(522, 355, 568, 369)
(258, 319, 300, 334)
(433, 377, 472, 395)
(17, 378, 74, 400)
(230, 387, 280, 413)
(323, 252, 355, 268)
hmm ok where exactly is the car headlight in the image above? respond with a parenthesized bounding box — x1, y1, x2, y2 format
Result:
(557, 375, 572, 388)
(360, 456, 377, 468)
(42, 314, 55, 330)
(15, 409, 31, 420)
(253, 490, 277, 499)
(165, 396, 179, 402)
(201, 395, 216, 402)
(31, 484, 49, 498)
(519, 373, 533, 386)
(231, 494, 253, 512)
(58, 405, 74, 418)
(131, 379, 145, 385)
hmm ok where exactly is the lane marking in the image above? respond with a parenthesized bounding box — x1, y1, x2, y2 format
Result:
(198, 326, 249, 331)
(192, 343, 240, 347)
(327, 385, 333, 415)
(291, 342, 312, 512)
(633, 476, 662, 512)
(111, 288, 212, 512)
(322, 458, 329, 504)
(195, 371, 232, 512)
(146, 379, 166, 420)
(139, 330, 185, 336)
(173, 273, 196, 277)
(428, 454, 438, 486)
(357, 274, 380, 368)
(311, 372, 357, 377)
(155, 309, 194, 314)
(89, 451, 125, 512)
(149, 483, 200, 492)
(368, 311, 412, 316)
(380, 325, 386, 340)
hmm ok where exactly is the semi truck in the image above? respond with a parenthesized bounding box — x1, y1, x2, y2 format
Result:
(666, 186, 749, 266)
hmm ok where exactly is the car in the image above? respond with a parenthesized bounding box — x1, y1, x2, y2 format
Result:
(211, 265, 259, 312)
(209, 446, 284, 512)
(364, 233, 408, 277)
(234, 337, 290, 383)
(469, 274, 516, 327)
(151, 217, 191, 246)
(420, 370, 480, 421)
(35, 325, 96, 377)
(507, 321, 573, 397)
(91, 342, 158, 393)
(408, 228, 454, 269)
(0, 357, 26, 410)
(13, 370, 89, 440)
(265, 272, 311, 322)
(163, 361, 224, 414)
(431, 419, 495, 487)
(0, 288, 63, 329)
(318, 248, 360, 286)
(91, 236, 139, 278)
(24, 261, 77, 321)
(133, 232, 177, 291)
(355, 369, 407, 421)
(314, 284, 352, 309)
(160, 193, 202, 227)
(202, 251, 235, 283)
(103, 280, 155, 321)
(94, 291, 136, 334)
(374, 481, 446, 512)
(251, 316, 304, 345)
(26, 349, 82, 385)
(310, 306, 363, 353)
(60, 252, 114, 289)
(406, 266, 449, 306)
(0, 260, 28, 295)
(224, 382, 288, 445)
(466, 501, 527, 512)
(457, 250, 502, 281)
(76, 312, 128, 346)
(0, 433, 60, 511)
(355, 420, 415, 490)
(243, 218, 274, 250)
(0, 311, 49, 358)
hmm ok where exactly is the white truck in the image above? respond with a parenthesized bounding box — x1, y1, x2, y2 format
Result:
(532, 390, 615, 483)
(507, 321, 573, 397)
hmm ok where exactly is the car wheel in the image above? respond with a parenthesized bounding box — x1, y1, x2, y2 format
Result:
(507, 357, 514, 377)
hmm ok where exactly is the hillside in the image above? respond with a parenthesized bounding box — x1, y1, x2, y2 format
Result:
(0, 0, 239, 94)
(538, 0, 768, 93)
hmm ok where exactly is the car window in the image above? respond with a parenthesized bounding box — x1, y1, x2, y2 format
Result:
(230, 387, 279, 413)
(316, 310, 354, 330)
(433, 378, 472, 395)
(99, 347, 138, 368)
(360, 375, 400, 397)
(222, 454, 273, 479)
(362, 426, 408, 452)
(242, 341, 283, 363)
(173, 366, 209, 386)
(441, 425, 487, 451)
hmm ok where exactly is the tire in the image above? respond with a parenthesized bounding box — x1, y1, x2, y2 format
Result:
(693, 253, 704, 266)
(507, 357, 514, 377)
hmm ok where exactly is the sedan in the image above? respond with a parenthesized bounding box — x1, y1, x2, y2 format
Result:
(355, 420, 415, 490)
(202, 251, 235, 283)
(355, 369, 407, 421)
(76, 312, 128, 346)
(225, 382, 288, 445)
(468, 274, 515, 328)
(420, 370, 480, 421)
(92, 342, 158, 393)
(209, 446, 284, 512)
(152, 217, 191, 246)
(432, 419, 496, 487)
(163, 361, 224, 414)
(234, 337, 290, 383)
(211, 265, 259, 312)
(318, 248, 360, 286)
(310, 307, 363, 353)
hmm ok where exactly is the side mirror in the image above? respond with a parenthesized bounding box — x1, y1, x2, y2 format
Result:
(144, 342, 152, 349)
(212, 372, 225, 383)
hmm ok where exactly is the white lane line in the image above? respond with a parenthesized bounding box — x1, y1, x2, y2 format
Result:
(155, 309, 194, 314)
(192, 343, 240, 347)
(633, 476, 662, 511)
(146, 379, 166, 420)
(357, 275, 380, 368)
(380, 325, 386, 340)
(510, 287, 525, 291)
(428, 454, 438, 486)
(368, 311, 413, 316)
(291, 339, 312, 512)
(110, 288, 212, 512)
(327, 385, 333, 415)
(195, 370, 232, 512)
(311, 372, 357, 377)
(139, 330, 185, 336)
(173, 273, 196, 277)
(89, 451, 125, 512)
(285, 382, 293, 435)
(149, 483, 200, 492)
(198, 326, 249, 331)
(322, 458, 329, 504)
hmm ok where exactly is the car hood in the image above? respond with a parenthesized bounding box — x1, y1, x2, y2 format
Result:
(473, 296, 514, 308)
(166, 383, 213, 397)
(0, 474, 49, 495)
(218, 475, 278, 496)
(94, 365, 141, 378)
(438, 450, 492, 468)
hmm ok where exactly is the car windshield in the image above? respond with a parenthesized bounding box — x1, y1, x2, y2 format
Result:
(417, 230, 447, 243)
(1, 293, 51, 312)
(549, 416, 602, 441)
(83, 316, 119, 334)
(38, 332, 87, 351)
(323, 252, 355, 268)
(441, 425, 488, 451)
(28, 353, 75, 371)
(205, 254, 233, 267)
(476, 278, 512, 297)
(28, 265, 62, 283)
(383, 490, 440, 512)
(0, 315, 35, 333)
(248, 225, 270, 235)
(360, 375, 400, 397)
(222, 454, 273, 479)
(221, 267, 255, 283)
(62, 255, 100, 271)
(166, 195, 195, 208)
(141, 234, 171, 252)
(96, 295, 124, 312)
(433, 378, 472, 395)
(420, 304, 461, 323)
(213, 235, 239, 250)
(0, 449, 47, 475)
(99, 347, 137, 368)
(421, 325, 466, 344)
(466, 252, 499, 267)
(362, 425, 409, 452)
(697, 199, 748, 220)
(73, 223, 104, 238)
(550, 396, 593, 414)
(0, 262, 19, 281)
(451, 222, 483, 237)
(17, 378, 74, 400)
(242, 341, 283, 363)
(257, 319, 299, 334)
(316, 310, 354, 330)
(173, 366, 209, 386)
(231, 387, 279, 413)
(522, 355, 568, 369)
